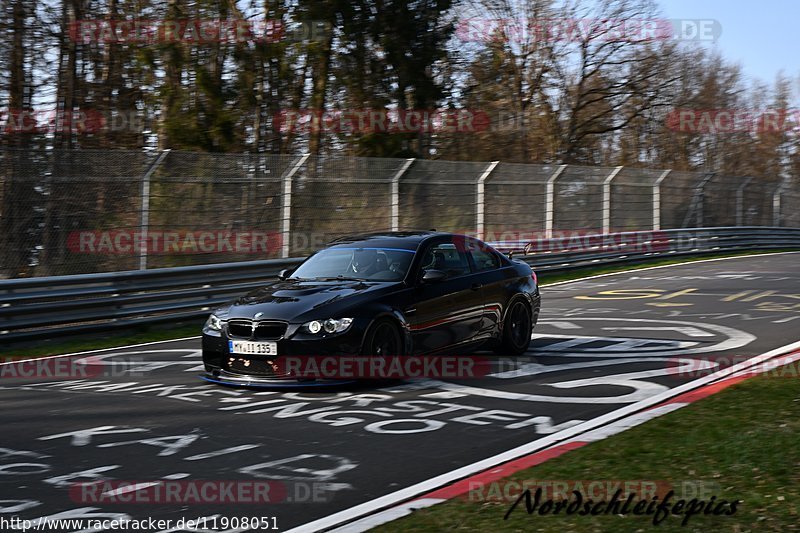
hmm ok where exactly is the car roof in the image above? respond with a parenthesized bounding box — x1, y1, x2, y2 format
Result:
(326, 230, 451, 251)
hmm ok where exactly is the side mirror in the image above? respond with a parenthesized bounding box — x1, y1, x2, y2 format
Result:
(421, 269, 447, 283)
(278, 268, 293, 281)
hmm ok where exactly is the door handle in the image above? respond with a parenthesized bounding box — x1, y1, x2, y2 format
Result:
(471, 283, 482, 291)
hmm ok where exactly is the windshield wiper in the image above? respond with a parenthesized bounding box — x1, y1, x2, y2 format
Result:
(314, 276, 368, 282)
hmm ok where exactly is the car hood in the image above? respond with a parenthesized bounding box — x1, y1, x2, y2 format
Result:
(223, 279, 399, 321)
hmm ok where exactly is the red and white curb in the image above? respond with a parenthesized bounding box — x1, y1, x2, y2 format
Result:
(287, 341, 800, 533)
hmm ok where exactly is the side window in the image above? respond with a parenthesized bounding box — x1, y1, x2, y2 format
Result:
(420, 242, 471, 278)
(468, 240, 501, 272)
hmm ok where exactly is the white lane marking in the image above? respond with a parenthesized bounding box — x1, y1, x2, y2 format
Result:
(434, 369, 668, 404)
(0, 337, 201, 365)
(602, 326, 714, 337)
(184, 445, 261, 461)
(545, 321, 582, 330)
(330, 499, 446, 533)
(566, 403, 687, 442)
(163, 473, 190, 479)
(533, 333, 696, 352)
(38, 426, 149, 446)
(535, 318, 755, 357)
(72, 350, 204, 372)
(284, 338, 800, 533)
(103, 482, 159, 497)
(488, 357, 717, 379)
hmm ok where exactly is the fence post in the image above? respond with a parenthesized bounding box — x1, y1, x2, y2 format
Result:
(652, 169, 671, 231)
(138, 149, 170, 270)
(391, 158, 415, 232)
(736, 177, 754, 226)
(475, 161, 499, 240)
(545, 165, 567, 239)
(602, 166, 623, 234)
(281, 153, 310, 258)
(773, 179, 790, 226)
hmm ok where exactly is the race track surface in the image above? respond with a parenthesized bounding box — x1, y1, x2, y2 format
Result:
(1, 253, 798, 532)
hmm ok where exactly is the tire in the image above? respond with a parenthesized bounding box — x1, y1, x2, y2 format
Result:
(362, 319, 405, 357)
(498, 299, 532, 356)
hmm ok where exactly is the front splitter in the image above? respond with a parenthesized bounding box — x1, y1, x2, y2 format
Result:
(201, 370, 359, 389)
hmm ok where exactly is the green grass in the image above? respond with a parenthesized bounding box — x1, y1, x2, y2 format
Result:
(4, 249, 793, 360)
(374, 362, 800, 532)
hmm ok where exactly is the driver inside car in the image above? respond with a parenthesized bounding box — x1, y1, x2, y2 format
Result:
(351, 248, 379, 276)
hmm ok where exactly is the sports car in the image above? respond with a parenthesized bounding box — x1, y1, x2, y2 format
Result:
(202, 231, 540, 385)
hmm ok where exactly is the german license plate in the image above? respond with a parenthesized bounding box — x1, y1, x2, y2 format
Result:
(229, 340, 278, 356)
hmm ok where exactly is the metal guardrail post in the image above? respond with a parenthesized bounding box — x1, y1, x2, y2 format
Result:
(545, 165, 567, 239)
(736, 177, 754, 226)
(138, 150, 170, 270)
(391, 158, 415, 232)
(683, 173, 715, 228)
(652, 169, 672, 230)
(602, 166, 623, 234)
(475, 161, 499, 240)
(280, 153, 310, 258)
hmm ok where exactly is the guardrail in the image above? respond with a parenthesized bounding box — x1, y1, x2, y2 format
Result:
(2, 227, 799, 343)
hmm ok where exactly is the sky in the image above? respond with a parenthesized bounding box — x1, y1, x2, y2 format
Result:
(658, 0, 798, 86)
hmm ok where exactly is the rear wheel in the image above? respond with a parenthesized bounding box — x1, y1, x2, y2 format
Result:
(498, 300, 532, 356)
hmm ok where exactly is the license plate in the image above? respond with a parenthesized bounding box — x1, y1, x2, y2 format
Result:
(229, 340, 278, 356)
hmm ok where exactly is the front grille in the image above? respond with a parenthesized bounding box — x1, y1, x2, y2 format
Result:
(255, 322, 287, 339)
(227, 319, 287, 340)
(227, 321, 253, 338)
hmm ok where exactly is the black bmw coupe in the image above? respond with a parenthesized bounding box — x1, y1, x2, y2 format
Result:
(202, 231, 540, 385)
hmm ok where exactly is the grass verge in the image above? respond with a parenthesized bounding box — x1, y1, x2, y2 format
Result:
(374, 361, 800, 532)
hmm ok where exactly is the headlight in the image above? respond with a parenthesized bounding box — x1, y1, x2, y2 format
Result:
(205, 314, 225, 332)
(302, 318, 353, 334)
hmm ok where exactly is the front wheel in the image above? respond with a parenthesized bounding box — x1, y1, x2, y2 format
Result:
(498, 300, 532, 356)
(362, 319, 404, 357)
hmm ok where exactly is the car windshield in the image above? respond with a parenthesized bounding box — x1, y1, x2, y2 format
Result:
(290, 247, 415, 282)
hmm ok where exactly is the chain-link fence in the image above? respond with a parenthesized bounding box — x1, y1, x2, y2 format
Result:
(1, 148, 796, 278)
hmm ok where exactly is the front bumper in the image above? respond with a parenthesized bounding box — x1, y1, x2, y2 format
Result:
(200, 370, 356, 387)
(202, 320, 367, 384)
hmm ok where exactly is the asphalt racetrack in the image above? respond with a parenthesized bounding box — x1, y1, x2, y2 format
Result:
(1, 253, 798, 532)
